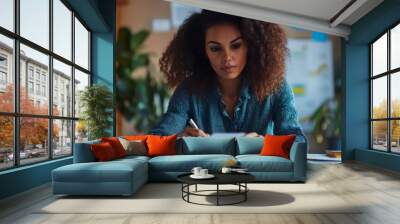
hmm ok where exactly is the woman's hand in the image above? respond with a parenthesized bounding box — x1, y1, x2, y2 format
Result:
(244, 132, 261, 137)
(178, 127, 209, 137)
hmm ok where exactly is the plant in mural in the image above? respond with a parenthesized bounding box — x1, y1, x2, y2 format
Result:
(305, 71, 342, 151)
(116, 27, 170, 132)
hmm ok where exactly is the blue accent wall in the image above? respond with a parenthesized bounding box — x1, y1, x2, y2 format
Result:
(91, 0, 116, 136)
(0, 0, 116, 200)
(343, 0, 400, 172)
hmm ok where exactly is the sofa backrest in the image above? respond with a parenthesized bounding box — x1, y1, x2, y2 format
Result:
(235, 137, 264, 155)
(73, 139, 101, 163)
(178, 137, 236, 155)
(74, 136, 287, 161)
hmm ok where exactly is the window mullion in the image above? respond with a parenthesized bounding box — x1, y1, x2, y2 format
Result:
(368, 44, 374, 149)
(13, 0, 20, 167)
(388, 30, 391, 153)
(49, 0, 53, 160)
(71, 11, 76, 155)
(370, 45, 373, 149)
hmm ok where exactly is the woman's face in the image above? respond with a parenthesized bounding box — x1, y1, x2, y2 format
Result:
(205, 23, 248, 81)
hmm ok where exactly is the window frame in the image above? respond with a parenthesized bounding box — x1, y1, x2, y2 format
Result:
(0, 0, 92, 171)
(369, 20, 400, 154)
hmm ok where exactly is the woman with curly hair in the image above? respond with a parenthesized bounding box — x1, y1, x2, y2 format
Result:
(151, 10, 305, 142)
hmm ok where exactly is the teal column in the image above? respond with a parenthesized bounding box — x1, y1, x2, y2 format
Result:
(91, 0, 116, 136)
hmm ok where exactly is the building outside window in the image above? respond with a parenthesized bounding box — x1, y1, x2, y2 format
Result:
(28, 66, 34, 80)
(0, 54, 7, 67)
(0, 54, 7, 88)
(28, 81, 34, 94)
(35, 70, 40, 81)
(0, 71, 7, 86)
(41, 73, 46, 83)
(41, 85, 46, 97)
(35, 83, 40, 95)
(54, 89, 58, 102)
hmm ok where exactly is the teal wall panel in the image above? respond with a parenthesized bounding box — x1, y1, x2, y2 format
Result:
(91, 0, 116, 135)
(355, 148, 400, 172)
(0, 158, 72, 199)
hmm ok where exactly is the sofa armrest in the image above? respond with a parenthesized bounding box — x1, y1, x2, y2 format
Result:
(73, 140, 100, 163)
(289, 142, 307, 181)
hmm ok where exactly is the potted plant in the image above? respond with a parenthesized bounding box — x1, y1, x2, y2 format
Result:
(79, 84, 113, 140)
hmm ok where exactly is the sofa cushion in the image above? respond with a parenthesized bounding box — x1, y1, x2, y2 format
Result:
(236, 155, 293, 172)
(122, 135, 149, 141)
(118, 138, 147, 156)
(148, 154, 235, 172)
(52, 158, 147, 183)
(179, 137, 236, 155)
(146, 135, 177, 157)
(115, 155, 150, 163)
(235, 137, 264, 155)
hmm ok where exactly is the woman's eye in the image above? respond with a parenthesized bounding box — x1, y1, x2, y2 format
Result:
(210, 46, 221, 52)
(231, 43, 241, 49)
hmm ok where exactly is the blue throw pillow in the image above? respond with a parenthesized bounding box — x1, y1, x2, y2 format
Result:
(235, 137, 264, 155)
(179, 137, 236, 155)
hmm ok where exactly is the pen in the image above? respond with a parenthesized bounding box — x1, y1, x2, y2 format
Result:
(188, 118, 199, 129)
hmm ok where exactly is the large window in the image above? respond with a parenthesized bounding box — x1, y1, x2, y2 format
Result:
(0, 0, 91, 171)
(370, 22, 400, 153)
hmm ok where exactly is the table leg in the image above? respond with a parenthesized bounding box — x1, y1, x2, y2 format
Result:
(217, 184, 219, 206)
(187, 184, 190, 202)
(195, 184, 197, 192)
(245, 183, 247, 201)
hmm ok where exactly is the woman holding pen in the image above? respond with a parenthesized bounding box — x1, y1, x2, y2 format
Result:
(150, 10, 306, 143)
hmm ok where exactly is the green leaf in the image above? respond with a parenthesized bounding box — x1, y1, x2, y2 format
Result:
(130, 30, 150, 51)
(131, 54, 150, 70)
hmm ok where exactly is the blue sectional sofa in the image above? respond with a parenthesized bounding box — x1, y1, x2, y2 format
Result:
(52, 137, 307, 196)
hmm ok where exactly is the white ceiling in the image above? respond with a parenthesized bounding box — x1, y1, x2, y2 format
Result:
(226, 0, 353, 22)
(166, 0, 384, 38)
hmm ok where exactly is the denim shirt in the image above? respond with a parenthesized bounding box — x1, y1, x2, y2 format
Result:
(150, 78, 306, 143)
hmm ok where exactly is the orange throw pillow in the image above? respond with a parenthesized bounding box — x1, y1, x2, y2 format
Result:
(123, 135, 149, 141)
(101, 137, 126, 158)
(146, 135, 177, 157)
(91, 142, 118, 161)
(260, 134, 296, 159)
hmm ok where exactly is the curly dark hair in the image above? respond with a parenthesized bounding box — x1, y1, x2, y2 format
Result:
(159, 10, 288, 101)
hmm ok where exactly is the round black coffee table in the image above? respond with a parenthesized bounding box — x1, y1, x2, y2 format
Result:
(177, 173, 255, 206)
